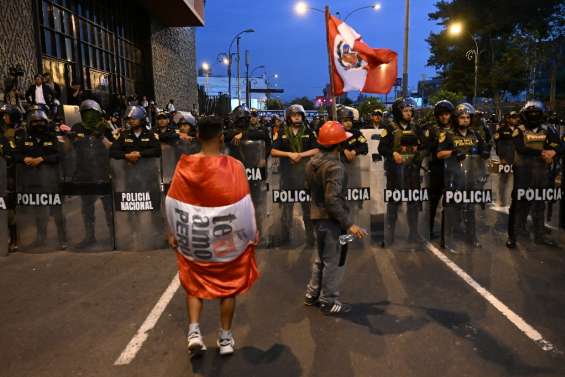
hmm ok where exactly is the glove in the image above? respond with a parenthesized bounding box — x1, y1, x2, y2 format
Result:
(454, 149, 466, 161)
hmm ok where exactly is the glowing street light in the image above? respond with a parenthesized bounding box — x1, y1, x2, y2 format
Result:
(222, 57, 229, 65)
(344, 3, 382, 21)
(447, 21, 479, 106)
(201, 62, 210, 72)
(274, 73, 279, 79)
(294, 1, 323, 15)
(448, 22, 463, 36)
(202, 62, 210, 93)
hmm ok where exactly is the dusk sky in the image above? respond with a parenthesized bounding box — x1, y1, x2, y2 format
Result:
(196, 1, 443, 101)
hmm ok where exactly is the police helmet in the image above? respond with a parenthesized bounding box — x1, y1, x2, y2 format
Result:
(231, 105, 251, 123)
(27, 105, 49, 124)
(337, 107, 355, 122)
(79, 99, 102, 113)
(285, 104, 306, 121)
(1, 104, 22, 123)
(371, 109, 383, 116)
(454, 103, 476, 118)
(125, 105, 146, 121)
(520, 100, 545, 124)
(433, 100, 454, 117)
(391, 97, 417, 121)
(156, 110, 170, 120)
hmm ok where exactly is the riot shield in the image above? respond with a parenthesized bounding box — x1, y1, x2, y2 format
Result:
(488, 158, 513, 233)
(161, 140, 201, 193)
(111, 157, 166, 251)
(442, 155, 492, 253)
(60, 135, 114, 251)
(383, 156, 429, 251)
(0, 157, 8, 256)
(343, 130, 374, 248)
(365, 129, 385, 244)
(507, 156, 563, 250)
(15, 163, 67, 252)
(267, 153, 313, 248)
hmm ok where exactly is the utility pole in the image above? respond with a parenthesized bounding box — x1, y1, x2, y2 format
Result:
(245, 50, 250, 107)
(324, 6, 337, 120)
(402, 0, 410, 98)
(236, 37, 241, 106)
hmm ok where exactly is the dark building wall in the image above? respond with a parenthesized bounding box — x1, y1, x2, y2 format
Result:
(150, 20, 198, 112)
(0, 0, 39, 99)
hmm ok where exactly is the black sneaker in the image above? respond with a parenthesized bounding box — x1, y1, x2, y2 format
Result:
(304, 293, 318, 306)
(506, 239, 516, 249)
(320, 301, 352, 315)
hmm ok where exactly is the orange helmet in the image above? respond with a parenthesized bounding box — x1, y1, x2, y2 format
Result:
(317, 121, 353, 147)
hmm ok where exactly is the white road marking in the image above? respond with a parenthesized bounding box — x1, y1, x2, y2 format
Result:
(425, 242, 556, 353)
(114, 273, 181, 366)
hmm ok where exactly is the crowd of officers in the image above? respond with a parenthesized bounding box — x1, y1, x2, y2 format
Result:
(1, 94, 564, 255)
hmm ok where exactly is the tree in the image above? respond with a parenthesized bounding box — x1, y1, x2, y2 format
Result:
(428, 89, 465, 107)
(426, 0, 563, 112)
(288, 96, 315, 110)
(265, 98, 284, 110)
(357, 97, 384, 119)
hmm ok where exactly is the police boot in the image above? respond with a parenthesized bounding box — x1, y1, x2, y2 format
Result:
(506, 238, 517, 249)
(77, 227, 96, 250)
(8, 224, 18, 253)
(57, 228, 68, 251)
(385, 223, 395, 246)
(534, 235, 558, 247)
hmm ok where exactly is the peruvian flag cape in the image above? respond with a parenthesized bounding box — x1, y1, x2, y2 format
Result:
(327, 15, 397, 95)
(166, 154, 258, 299)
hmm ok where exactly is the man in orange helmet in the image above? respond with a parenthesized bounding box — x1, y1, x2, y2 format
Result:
(304, 121, 368, 315)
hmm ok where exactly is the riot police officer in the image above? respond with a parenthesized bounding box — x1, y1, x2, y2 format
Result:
(14, 106, 67, 249)
(427, 100, 454, 238)
(154, 110, 180, 145)
(110, 106, 161, 161)
(337, 107, 368, 164)
(70, 99, 115, 249)
(506, 100, 561, 248)
(493, 111, 519, 208)
(378, 97, 426, 245)
(369, 109, 383, 129)
(437, 103, 491, 249)
(272, 104, 319, 246)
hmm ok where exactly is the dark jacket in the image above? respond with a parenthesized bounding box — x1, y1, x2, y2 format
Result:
(13, 129, 59, 164)
(25, 84, 54, 106)
(340, 127, 368, 162)
(110, 128, 161, 159)
(305, 151, 352, 231)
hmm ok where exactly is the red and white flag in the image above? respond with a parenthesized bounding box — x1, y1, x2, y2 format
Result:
(327, 15, 397, 95)
(166, 154, 259, 299)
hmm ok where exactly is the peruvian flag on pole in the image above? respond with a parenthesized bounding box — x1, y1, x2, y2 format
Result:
(326, 14, 398, 95)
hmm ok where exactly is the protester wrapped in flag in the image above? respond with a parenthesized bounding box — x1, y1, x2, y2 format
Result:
(165, 149, 259, 300)
(326, 14, 398, 95)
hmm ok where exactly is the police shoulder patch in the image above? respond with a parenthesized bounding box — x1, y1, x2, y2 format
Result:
(494, 132, 500, 140)
(9, 140, 15, 148)
(425, 130, 430, 138)
(512, 128, 520, 137)
(438, 132, 446, 143)
(154, 134, 159, 140)
(359, 135, 367, 143)
(380, 128, 388, 138)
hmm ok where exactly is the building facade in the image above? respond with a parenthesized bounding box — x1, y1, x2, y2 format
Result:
(0, 0, 204, 112)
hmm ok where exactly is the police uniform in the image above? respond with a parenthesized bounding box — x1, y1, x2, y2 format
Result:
(340, 128, 368, 161)
(70, 121, 115, 247)
(110, 128, 161, 159)
(426, 121, 450, 237)
(378, 120, 426, 244)
(14, 127, 67, 246)
(508, 124, 561, 245)
(493, 122, 516, 208)
(438, 127, 490, 246)
(272, 124, 317, 245)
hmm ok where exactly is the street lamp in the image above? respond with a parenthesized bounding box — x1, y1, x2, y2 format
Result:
(343, 3, 381, 21)
(201, 62, 210, 93)
(448, 21, 479, 106)
(294, 1, 324, 15)
(226, 29, 255, 107)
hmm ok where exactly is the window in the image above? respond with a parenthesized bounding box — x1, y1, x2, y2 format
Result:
(38, 0, 150, 100)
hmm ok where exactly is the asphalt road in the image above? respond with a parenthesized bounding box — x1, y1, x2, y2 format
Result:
(1, 229, 564, 377)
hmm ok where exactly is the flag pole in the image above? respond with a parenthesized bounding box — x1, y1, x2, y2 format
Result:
(324, 5, 338, 120)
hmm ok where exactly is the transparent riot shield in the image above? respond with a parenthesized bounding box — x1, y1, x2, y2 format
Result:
(343, 131, 374, 248)
(507, 156, 563, 250)
(0, 157, 8, 256)
(15, 163, 66, 252)
(60, 134, 114, 251)
(111, 158, 166, 251)
(161, 140, 201, 193)
(365, 129, 385, 244)
(488, 158, 513, 233)
(383, 156, 429, 251)
(267, 153, 313, 248)
(442, 155, 492, 253)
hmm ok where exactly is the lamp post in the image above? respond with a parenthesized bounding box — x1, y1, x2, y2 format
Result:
(201, 62, 210, 93)
(247, 65, 266, 106)
(448, 22, 479, 106)
(343, 3, 381, 21)
(226, 29, 255, 108)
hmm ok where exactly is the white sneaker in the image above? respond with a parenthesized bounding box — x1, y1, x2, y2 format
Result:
(187, 330, 206, 356)
(217, 331, 235, 356)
